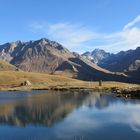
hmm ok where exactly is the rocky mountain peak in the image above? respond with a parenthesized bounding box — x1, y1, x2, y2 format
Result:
(82, 48, 112, 64)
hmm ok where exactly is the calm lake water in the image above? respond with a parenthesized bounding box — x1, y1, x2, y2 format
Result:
(0, 90, 140, 140)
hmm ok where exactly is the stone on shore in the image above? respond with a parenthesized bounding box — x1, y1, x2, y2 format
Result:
(20, 80, 31, 86)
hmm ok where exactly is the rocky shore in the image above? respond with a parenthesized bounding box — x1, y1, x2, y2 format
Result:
(112, 87, 140, 98)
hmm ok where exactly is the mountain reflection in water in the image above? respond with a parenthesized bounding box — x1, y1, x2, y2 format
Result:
(0, 91, 94, 127)
(0, 90, 140, 140)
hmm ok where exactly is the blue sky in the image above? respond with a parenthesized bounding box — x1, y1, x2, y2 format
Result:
(1, 0, 140, 53)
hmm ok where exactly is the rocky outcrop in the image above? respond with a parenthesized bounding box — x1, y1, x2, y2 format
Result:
(20, 80, 31, 86)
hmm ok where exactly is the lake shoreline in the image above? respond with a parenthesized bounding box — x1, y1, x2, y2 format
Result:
(113, 87, 140, 98)
(0, 84, 140, 98)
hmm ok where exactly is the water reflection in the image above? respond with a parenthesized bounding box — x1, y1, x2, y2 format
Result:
(0, 91, 140, 140)
(0, 91, 91, 127)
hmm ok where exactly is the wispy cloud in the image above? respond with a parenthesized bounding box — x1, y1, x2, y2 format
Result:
(123, 15, 140, 30)
(30, 22, 99, 52)
(30, 15, 140, 53)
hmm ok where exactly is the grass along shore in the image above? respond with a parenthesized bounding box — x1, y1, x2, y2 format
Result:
(0, 71, 140, 93)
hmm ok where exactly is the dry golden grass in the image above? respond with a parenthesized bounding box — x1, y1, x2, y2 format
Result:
(0, 60, 16, 71)
(0, 71, 139, 91)
(0, 71, 78, 86)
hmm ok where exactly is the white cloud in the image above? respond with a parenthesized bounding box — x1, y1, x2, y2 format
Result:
(94, 27, 140, 52)
(123, 15, 140, 30)
(30, 15, 140, 53)
(48, 23, 97, 46)
(30, 22, 98, 52)
(92, 15, 140, 53)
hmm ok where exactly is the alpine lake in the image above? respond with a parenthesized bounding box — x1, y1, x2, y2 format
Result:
(0, 90, 140, 140)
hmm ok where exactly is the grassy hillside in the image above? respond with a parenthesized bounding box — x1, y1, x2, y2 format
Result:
(0, 60, 17, 71)
(0, 71, 79, 87)
(0, 71, 139, 91)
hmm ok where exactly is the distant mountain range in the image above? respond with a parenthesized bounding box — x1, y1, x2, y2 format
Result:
(82, 49, 113, 64)
(82, 47, 140, 81)
(0, 38, 139, 83)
